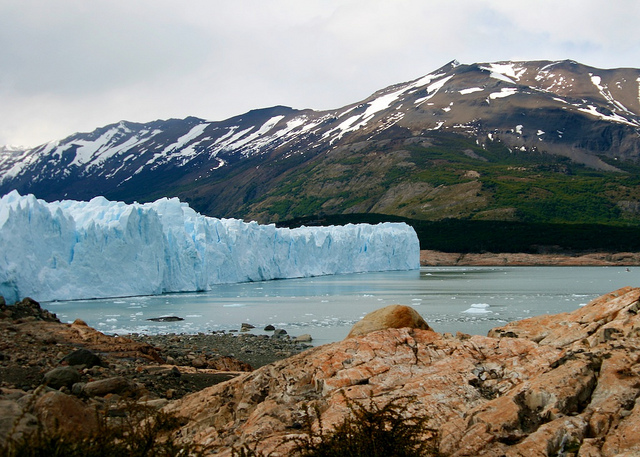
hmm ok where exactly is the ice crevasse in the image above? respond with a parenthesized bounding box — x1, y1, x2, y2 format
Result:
(0, 191, 420, 303)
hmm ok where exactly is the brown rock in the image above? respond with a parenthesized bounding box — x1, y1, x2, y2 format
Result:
(346, 304, 431, 338)
(191, 357, 207, 369)
(163, 287, 640, 456)
(33, 391, 98, 437)
(83, 376, 138, 397)
(0, 297, 59, 322)
(60, 348, 104, 368)
(0, 399, 37, 446)
(207, 355, 252, 372)
(43, 366, 81, 389)
(294, 334, 313, 343)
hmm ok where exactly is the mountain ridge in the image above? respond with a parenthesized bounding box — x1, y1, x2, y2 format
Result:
(1, 59, 640, 226)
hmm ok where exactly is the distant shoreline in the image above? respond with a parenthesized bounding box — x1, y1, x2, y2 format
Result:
(420, 250, 640, 266)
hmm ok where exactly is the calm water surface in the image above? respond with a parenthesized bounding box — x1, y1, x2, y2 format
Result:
(46, 266, 638, 346)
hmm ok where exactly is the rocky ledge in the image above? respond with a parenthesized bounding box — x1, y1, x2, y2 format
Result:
(0, 296, 310, 447)
(166, 286, 640, 456)
(420, 249, 640, 266)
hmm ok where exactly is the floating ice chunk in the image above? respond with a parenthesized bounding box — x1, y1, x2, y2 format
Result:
(462, 303, 492, 314)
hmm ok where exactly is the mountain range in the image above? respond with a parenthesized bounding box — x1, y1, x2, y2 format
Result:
(2, 60, 640, 236)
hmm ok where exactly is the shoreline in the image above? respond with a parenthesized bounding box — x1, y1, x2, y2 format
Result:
(420, 249, 640, 266)
(0, 298, 310, 401)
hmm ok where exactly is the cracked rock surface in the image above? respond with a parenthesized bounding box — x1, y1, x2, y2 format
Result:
(167, 287, 640, 456)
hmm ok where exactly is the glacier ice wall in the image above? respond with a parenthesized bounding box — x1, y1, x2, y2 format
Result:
(0, 191, 419, 303)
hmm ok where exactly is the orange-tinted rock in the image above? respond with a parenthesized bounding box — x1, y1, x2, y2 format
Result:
(345, 304, 432, 338)
(166, 287, 640, 456)
(34, 391, 98, 436)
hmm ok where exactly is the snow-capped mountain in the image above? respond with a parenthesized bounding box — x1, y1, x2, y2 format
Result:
(1, 60, 639, 221)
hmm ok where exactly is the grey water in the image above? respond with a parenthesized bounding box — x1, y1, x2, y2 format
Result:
(45, 266, 638, 346)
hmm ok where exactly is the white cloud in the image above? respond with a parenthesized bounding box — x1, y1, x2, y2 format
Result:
(0, 0, 638, 147)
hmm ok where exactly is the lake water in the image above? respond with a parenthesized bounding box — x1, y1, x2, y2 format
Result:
(45, 266, 637, 346)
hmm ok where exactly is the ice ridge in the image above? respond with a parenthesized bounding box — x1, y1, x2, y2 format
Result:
(0, 191, 420, 303)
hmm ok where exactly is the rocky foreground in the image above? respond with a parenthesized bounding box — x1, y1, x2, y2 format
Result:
(0, 296, 309, 447)
(166, 287, 640, 456)
(2, 287, 640, 456)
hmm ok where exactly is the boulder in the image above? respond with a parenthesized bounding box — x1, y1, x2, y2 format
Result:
(294, 334, 313, 343)
(82, 376, 139, 397)
(146, 316, 183, 322)
(33, 391, 98, 437)
(241, 323, 255, 332)
(61, 348, 104, 368)
(191, 357, 207, 369)
(264, 324, 275, 331)
(0, 297, 59, 322)
(207, 356, 253, 372)
(43, 366, 81, 389)
(0, 399, 37, 446)
(346, 304, 432, 338)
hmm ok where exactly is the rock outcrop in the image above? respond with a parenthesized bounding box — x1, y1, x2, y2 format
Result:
(420, 249, 640, 266)
(167, 286, 640, 456)
(0, 296, 313, 448)
(346, 304, 431, 338)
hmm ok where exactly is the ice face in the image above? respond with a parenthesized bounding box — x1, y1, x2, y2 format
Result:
(0, 191, 420, 303)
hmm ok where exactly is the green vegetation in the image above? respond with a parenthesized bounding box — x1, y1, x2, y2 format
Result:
(278, 214, 640, 253)
(259, 132, 640, 252)
(259, 132, 640, 225)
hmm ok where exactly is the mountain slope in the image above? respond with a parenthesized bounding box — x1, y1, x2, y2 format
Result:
(1, 60, 640, 224)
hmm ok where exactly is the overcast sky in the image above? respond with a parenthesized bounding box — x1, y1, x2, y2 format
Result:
(2, 0, 639, 147)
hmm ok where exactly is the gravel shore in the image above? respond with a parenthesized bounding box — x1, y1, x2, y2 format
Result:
(130, 330, 312, 371)
(0, 297, 313, 400)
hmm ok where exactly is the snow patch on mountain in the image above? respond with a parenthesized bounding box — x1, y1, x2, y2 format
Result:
(161, 122, 210, 157)
(480, 63, 526, 84)
(0, 143, 51, 183)
(589, 73, 633, 114)
(481, 63, 527, 81)
(413, 75, 454, 105)
(577, 105, 639, 127)
(226, 115, 285, 153)
(489, 87, 518, 99)
(459, 87, 484, 95)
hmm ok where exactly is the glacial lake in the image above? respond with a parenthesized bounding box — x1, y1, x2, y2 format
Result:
(45, 266, 637, 346)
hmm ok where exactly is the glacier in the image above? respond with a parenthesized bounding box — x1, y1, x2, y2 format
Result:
(0, 191, 419, 303)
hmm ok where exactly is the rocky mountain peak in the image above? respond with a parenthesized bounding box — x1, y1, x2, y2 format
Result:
(1, 60, 639, 223)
